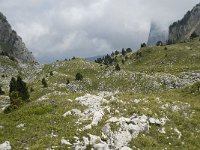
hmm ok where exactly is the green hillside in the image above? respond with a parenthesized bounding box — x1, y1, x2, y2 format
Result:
(0, 39, 200, 149)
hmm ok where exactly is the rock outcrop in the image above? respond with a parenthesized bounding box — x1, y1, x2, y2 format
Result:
(168, 3, 200, 43)
(147, 22, 168, 46)
(0, 12, 36, 62)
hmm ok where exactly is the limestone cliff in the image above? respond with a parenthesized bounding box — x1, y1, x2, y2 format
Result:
(0, 12, 36, 62)
(168, 3, 200, 43)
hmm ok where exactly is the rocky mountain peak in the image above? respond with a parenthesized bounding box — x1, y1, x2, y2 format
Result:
(168, 3, 200, 43)
(0, 12, 36, 62)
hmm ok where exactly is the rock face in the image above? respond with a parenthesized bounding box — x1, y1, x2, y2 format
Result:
(0, 12, 36, 62)
(168, 3, 200, 43)
(147, 22, 168, 46)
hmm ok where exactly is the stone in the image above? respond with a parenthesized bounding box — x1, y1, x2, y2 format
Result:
(61, 138, 72, 145)
(16, 123, 25, 128)
(63, 111, 72, 117)
(120, 146, 133, 150)
(0, 141, 11, 150)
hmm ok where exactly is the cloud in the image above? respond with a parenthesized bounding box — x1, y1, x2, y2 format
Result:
(0, 0, 199, 63)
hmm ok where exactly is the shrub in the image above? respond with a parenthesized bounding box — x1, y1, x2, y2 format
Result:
(122, 59, 125, 65)
(30, 87, 34, 92)
(42, 78, 48, 88)
(75, 73, 83, 81)
(50, 71, 53, 76)
(126, 48, 132, 53)
(66, 79, 70, 84)
(156, 41, 163, 46)
(115, 64, 121, 71)
(9, 77, 17, 93)
(190, 31, 198, 39)
(141, 43, 146, 48)
(115, 50, 120, 55)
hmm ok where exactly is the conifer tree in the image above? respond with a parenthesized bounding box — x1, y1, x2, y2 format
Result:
(75, 73, 83, 81)
(16, 76, 30, 100)
(9, 77, 17, 93)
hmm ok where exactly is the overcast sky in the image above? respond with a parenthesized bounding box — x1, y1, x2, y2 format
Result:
(0, 0, 199, 63)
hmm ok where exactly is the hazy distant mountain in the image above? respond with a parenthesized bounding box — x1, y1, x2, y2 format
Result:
(147, 22, 168, 46)
(169, 3, 200, 43)
(0, 12, 36, 62)
(86, 55, 105, 61)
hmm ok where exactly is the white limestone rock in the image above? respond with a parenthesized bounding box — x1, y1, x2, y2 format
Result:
(0, 141, 11, 150)
(61, 138, 72, 145)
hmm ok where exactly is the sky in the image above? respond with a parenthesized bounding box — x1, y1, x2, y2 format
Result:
(0, 0, 199, 63)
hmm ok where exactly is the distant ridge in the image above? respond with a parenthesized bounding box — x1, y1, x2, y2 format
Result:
(85, 55, 105, 61)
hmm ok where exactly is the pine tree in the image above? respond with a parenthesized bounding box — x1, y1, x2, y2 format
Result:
(122, 48, 126, 56)
(42, 78, 48, 88)
(115, 50, 119, 55)
(76, 73, 83, 81)
(9, 77, 17, 93)
(141, 43, 146, 48)
(16, 76, 30, 100)
(126, 48, 132, 53)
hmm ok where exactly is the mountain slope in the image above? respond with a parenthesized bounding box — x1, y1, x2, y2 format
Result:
(0, 12, 36, 62)
(1, 39, 200, 149)
(169, 3, 200, 43)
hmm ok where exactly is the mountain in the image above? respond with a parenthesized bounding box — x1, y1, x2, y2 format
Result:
(0, 12, 36, 62)
(147, 22, 168, 46)
(85, 55, 105, 61)
(168, 3, 200, 43)
(1, 10, 200, 150)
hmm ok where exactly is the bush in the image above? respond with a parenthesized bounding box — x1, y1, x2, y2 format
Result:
(115, 64, 121, 71)
(126, 48, 132, 53)
(115, 50, 119, 55)
(42, 78, 48, 88)
(30, 87, 34, 92)
(190, 31, 198, 39)
(66, 79, 70, 84)
(75, 73, 83, 81)
(156, 41, 163, 46)
(141, 43, 146, 48)
(50, 71, 53, 76)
